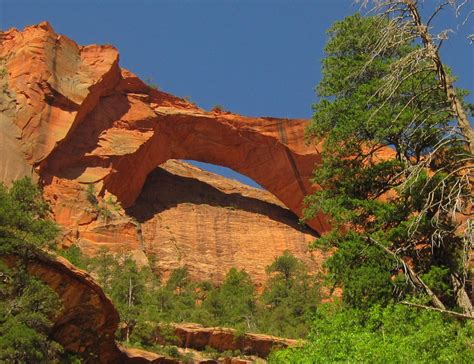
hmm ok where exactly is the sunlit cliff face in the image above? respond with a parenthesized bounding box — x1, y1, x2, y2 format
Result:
(1, 22, 332, 286)
(1, 22, 328, 235)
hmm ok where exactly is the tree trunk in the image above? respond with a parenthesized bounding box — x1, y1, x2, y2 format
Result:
(128, 276, 133, 308)
(451, 273, 474, 317)
(127, 276, 133, 343)
(403, 0, 474, 317)
(125, 325, 130, 343)
(403, 0, 474, 154)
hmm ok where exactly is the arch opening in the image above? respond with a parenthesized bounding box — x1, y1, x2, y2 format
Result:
(127, 159, 302, 227)
(184, 160, 264, 190)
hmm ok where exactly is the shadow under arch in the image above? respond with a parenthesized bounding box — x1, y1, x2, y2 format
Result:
(126, 159, 317, 237)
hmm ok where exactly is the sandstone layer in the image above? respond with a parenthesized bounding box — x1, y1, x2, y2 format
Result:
(161, 323, 298, 359)
(6, 253, 121, 362)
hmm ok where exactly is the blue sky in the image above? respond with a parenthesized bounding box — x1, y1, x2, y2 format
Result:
(1, 0, 472, 188)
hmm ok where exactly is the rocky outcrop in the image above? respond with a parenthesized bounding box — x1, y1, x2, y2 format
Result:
(12, 254, 122, 362)
(0, 22, 120, 182)
(0, 21, 328, 235)
(159, 323, 298, 359)
(118, 346, 179, 364)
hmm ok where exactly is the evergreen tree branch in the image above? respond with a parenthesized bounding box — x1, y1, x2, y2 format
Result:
(366, 237, 449, 311)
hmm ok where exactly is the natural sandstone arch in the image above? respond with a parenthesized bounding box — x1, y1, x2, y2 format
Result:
(1, 22, 330, 360)
(102, 108, 329, 234)
(1, 21, 329, 235)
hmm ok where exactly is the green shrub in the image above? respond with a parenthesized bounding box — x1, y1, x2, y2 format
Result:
(85, 184, 98, 206)
(269, 303, 474, 363)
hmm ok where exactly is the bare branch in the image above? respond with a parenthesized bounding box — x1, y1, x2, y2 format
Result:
(401, 301, 474, 320)
(367, 237, 448, 311)
(427, 1, 450, 26)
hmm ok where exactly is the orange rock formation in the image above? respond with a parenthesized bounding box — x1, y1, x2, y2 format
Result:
(7, 254, 121, 362)
(0, 22, 331, 285)
(0, 21, 327, 232)
(161, 323, 298, 359)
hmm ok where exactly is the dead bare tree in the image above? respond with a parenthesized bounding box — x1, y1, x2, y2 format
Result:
(359, 0, 474, 150)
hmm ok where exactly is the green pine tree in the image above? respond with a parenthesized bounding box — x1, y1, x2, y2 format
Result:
(203, 268, 257, 330)
(304, 13, 472, 312)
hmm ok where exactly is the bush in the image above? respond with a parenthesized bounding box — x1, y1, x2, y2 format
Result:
(269, 303, 474, 363)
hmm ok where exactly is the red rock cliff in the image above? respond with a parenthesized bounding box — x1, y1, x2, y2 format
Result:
(0, 22, 332, 285)
(0, 21, 327, 234)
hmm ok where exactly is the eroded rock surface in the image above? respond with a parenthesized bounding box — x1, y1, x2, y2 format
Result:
(0, 21, 328, 234)
(8, 254, 122, 363)
(161, 323, 298, 359)
(127, 160, 326, 284)
(1, 22, 331, 285)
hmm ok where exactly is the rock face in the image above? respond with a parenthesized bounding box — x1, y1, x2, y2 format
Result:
(12, 254, 122, 363)
(127, 160, 326, 284)
(0, 21, 328, 235)
(42, 159, 326, 285)
(0, 22, 120, 183)
(0, 22, 330, 285)
(162, 323, 298, 359)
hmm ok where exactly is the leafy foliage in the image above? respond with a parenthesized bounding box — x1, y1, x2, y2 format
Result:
(202, 268, 257, 331)
(0, 271, 63, 363)
(275, 11, 474, 363)
(269, 303, 474, 363)
(259, 251, 321, 337)
(59, 245, 322, 348)
(0, 178, 58, 257)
